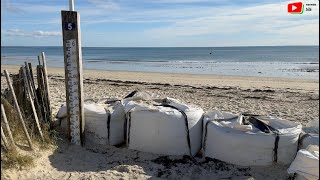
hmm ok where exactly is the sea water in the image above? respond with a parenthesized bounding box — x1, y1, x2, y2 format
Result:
(1, 46, 319, 80)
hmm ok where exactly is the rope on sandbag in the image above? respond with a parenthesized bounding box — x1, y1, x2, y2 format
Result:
(273, 134, 280, 163)
(241, 113, 281, 163)
(126, 112, 132, 146)
(203, 116, 238, 155)
(124, 90, 138, 99)
(107, 112, 111, 142)
(156, 103, 192, 157)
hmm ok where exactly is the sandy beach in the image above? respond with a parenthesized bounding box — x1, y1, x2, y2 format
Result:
(1, 64, 319, 180)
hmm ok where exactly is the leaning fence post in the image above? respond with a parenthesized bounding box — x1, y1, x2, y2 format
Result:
(1, 104, 16, 147)
(37, 56, 41, 66)
(4, 70, 33, 150)
(22, 66, 44, 141)
(1, 126, 9, 150)
(25, 62, 44, 123)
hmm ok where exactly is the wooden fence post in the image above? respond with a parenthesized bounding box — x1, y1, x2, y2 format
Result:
(1, 126, 9, 150)
(41, 52, 53, 124)
(1, 104, 16, 147)
(25, 62, 44, 123)
(22, 67, 44, 141)
(4, 70, 33, 150)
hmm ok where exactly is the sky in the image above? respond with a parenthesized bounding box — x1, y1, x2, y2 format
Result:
(1, 0, 319, 47)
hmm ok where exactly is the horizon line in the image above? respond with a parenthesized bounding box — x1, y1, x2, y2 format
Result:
(1, 45, 319, 48)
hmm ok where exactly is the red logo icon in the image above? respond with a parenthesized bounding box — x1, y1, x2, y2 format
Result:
(288, 2, 304, 14)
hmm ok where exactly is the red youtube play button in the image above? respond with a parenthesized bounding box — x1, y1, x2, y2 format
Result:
(288, 2, 304, 13)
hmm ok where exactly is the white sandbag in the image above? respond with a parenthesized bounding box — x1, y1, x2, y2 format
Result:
(299, 133, 319, 150)
(123, 97, 204, 156)
(303, 120, 319, 134)
(288, 145, 319, 180)
(203, 111, 302, 166)
(55, 99, 125, 146)
(84, 103, 110, 145)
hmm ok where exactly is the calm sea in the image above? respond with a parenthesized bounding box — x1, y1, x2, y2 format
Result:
(1, 46, 319, 80)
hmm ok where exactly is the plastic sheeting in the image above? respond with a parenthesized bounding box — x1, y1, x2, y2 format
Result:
(123, 97, 204, 156)
(288, 145, 319, 180)
(56, 99, 125, 146)
(203, 111, 302, 166)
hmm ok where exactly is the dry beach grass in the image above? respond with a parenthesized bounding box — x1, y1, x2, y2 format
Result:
(1, 64, 319, 180)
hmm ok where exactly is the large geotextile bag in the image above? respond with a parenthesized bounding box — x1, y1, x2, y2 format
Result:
(123, 97, 204, 156)
(56, 98, 126, 146)
(299, 120, 319, 150)
(299, 133, 319, 150)
(203, 111, 302, 166)
(288, 145, 319, 180)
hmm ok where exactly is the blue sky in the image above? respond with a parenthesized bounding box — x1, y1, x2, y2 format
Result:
(1, 0, 319, 47)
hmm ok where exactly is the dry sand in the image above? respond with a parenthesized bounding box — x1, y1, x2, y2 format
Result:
(1, 64, 319, 180)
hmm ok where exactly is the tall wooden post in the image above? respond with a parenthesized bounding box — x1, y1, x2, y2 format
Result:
(41, 53, 53, 124)
(61, 5, 85, 145)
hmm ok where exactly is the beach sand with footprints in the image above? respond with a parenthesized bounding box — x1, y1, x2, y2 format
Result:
(1, 64, 319, 180)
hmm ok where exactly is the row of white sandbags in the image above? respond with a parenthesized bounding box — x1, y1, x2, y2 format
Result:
(56, 94, 204, 156)
(55, 91, 159, 146)
(55, 93, 317, 168)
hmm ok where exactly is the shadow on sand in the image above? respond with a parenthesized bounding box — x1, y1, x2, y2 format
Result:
(47, 133, 288, 179)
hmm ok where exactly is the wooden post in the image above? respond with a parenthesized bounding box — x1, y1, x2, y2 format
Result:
(37, 66, 47, 122)
(27, 63, 35, 90)
(1, 137, 8, 151)
(1, 126, 9, 150)
(1, 104, 16, 147)
(61, 10, 85, 145)
(24, 62, 35, 99)
(25, 62, 44, 123)
(22, 67, 44, 141)
(28, 63, 35, 87)
(4, 70, 33, 149)
(41, 52, 53, 124)
(37, 56, 41, 66)
(18, 68, 25, 107)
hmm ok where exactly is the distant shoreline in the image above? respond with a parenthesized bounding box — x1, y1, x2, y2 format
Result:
(1, 45, 319, 48)
(2, 64, 318, 93)
(2, 46, 319, 80)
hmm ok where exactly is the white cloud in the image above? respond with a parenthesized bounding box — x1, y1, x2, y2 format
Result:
(2, 29, 62, 37)
(143, 1, 319, 39)
(32, 31, 62, 37)
(1, 0, 319, 46)
(148, 0, 225, 3)
(87, 0, 120, 10)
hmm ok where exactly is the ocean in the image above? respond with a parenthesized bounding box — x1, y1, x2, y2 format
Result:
(1, 46, 319, 80)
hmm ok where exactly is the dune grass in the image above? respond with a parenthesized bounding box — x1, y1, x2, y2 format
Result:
(1, 95, 57, 170)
